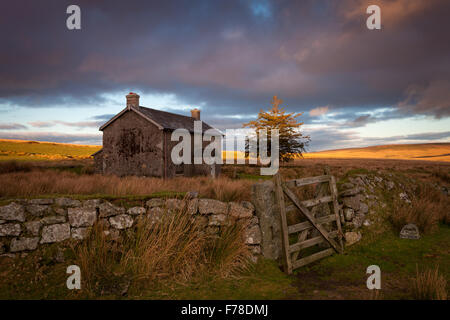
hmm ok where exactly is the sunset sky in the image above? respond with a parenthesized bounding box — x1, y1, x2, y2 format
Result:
(0, 0, 449, 151)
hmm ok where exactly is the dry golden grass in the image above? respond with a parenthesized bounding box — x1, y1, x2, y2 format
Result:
(413, 265, 448, 300)
(0, 169, 253, 201)
(73, 202, 251, 296)
(303, 143, 450, 162)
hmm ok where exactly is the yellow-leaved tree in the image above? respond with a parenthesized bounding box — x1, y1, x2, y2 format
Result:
(243, 96, 310, 162)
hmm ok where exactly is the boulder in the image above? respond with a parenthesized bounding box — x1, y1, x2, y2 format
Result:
(40, 223, 71, 243)
(41, 216, 67, 225)
(249, 216, 259, 227)
(0, 202, 26, 222)
(344, 231, 361, 246)
(146, 207, 164, 224)
(10, 237, 39, 252)
(146, 198, 164, 208)
(349, 176, 364, 187)
(0, 223, 21, 236)
(25, 221, 42, 236)
(26, 204, 49, 217)
(340, 182, 355, 190)
(165, 199, 183, 212)
(127, 206, 146, 216)
(339, 188, 361, 197)
(29, 198, 54, 205)
(353, 214, 366, 228)
(109, 214, 133, 230)
(99, 202, 125, 218)
(103, 229, 120, 241)
(359, 202, 369, 215)
(344, 208, 354, 221)
(186, 199, 198, 215)
(400, 224, 420, 239)
(68, 207, 97, 227)
(53, 207, 66, 216)
(71, 227, 90, 240)
(228, 202, 253, 219)
(343, 194, 362, 211)
(82, 199, 102, 208)
(198, 199, 227, 215)
(55, 198, 81, 207)
(241, 201, 255, 211)
(244, 225, 262, 245)
(209, 214, 227, 226)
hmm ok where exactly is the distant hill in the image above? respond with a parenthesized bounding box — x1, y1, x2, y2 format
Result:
(303, 143, 450, 162)
(1, 139, 449, 162)
(0, 139, 101, 161)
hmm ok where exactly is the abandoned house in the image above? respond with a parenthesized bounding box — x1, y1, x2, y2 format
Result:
(92, 92, 222, 178)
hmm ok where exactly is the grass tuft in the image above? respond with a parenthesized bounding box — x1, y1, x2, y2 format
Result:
(413, 265, 447, 300)
(389, 185, 450, 234)
(72, 200, 251, 296)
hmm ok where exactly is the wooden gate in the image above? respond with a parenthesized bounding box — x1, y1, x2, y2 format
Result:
(274, 171, 344, 274)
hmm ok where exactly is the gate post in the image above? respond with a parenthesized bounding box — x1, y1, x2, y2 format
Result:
(251, 180, 283, 262)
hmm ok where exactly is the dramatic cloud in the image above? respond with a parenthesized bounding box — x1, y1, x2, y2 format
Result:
(0, 0, 449, 118)
(397, 81, 450, 118)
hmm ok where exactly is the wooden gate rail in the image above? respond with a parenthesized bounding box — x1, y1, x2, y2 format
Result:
(274, 171, 344, 274)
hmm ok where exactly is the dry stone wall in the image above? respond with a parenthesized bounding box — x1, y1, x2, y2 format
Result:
(0, 197, 261, 259)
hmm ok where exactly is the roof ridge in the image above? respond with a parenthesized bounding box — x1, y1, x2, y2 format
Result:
(138, 106, 195, 120)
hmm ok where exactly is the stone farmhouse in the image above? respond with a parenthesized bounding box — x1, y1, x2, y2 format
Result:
(93, 92, 221, 178)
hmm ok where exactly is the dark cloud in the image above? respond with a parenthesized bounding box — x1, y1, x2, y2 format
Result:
(90, 114, 116, 121)
(397, 81, 450, 118)
(0, 123, 28, 130)
(0, 0, 449, 120)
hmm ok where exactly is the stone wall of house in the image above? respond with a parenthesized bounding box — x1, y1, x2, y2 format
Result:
(102, 110, 164, 177)
(0, 197, 261, 259)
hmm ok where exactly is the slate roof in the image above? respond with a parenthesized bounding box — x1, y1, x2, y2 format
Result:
(137, 107, 214, 133)
(99, 106, 221, 135)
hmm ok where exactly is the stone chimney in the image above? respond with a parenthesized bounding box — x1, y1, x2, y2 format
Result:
(126, 92, 140, 108)
(191, 108, 200, 120)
